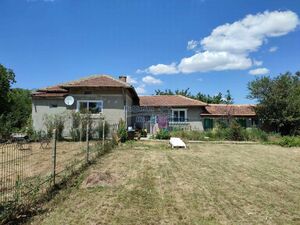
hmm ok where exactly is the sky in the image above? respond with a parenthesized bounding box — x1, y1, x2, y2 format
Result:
(0, 0, 299, 103)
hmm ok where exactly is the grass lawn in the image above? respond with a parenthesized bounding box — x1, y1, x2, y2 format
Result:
(27, 141, 300, 225)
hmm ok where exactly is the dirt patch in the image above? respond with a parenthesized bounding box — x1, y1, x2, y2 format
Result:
(81, 171, 116, 188)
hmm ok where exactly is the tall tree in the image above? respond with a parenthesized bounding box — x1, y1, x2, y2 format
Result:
(224, 90, 234, 104)
(8, 88, 32, 129)
(248, 72, 300, 135)
(0, 64, 32, 138)
(155, 88, 234, 104)
(0, 64, 16, 114)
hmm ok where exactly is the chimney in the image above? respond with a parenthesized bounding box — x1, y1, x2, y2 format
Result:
(119, 75, 127, 83)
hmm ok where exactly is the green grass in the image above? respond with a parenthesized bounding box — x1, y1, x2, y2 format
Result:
(27, 141, 300, 225)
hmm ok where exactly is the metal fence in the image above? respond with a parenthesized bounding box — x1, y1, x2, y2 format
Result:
(0, 121, 114, 219)
(0, 142, 31, 203)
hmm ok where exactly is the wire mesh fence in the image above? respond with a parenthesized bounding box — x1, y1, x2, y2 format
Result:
(0, 120, 115, 222)
(0, 142, 31, 203)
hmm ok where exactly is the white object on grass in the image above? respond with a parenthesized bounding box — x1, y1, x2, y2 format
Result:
(169, 137, 186, 148)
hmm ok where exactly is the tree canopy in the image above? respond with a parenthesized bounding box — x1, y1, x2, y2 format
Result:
(0, 64, 32, 138)
(248, 72, 300, 135)
(0, 64, 16, 114)
(154, 88, 234, 104)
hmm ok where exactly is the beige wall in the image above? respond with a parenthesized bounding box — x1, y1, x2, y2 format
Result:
(32, 88, 136, 136)
(32, 99, 68, 134)
(168, 107, 204, 131)
(132, 106, 205, 132)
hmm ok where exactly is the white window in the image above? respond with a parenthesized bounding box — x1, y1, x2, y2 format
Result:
(171, 109, 187, 122)
(77, 100, 103, 114)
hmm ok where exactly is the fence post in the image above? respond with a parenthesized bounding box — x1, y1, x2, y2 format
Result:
(102, 120, 105, 148)
(86, 122, 89, 163)
(52, 129, 57, 186)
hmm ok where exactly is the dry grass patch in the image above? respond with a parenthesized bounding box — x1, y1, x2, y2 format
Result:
(27, 142, 300, 225)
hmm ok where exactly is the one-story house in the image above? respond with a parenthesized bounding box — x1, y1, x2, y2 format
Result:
(200, 104, 257, 130)
(31, 75, 257, 136)
(32, 75, 139, 136)
(137, 95, 207, 132)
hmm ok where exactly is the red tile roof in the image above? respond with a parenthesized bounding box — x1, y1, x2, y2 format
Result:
(201, 104, 256, 117)
(31, 92, 68, 98)
(139, 95, 207, 107)
(60, 75, 131, 88)
(33, 75, 138, 100)
(37, 86, 68, 93)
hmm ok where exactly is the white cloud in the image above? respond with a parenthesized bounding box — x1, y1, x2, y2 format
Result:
(249, 67, 270, 75)
(201, 10, 299, 54)
(139, 63, 179, 75)
(135, 85, 146, 95)
(142, 76, 162, 85)
(187, 40, 199, 50)
(269, 46, 278, 52)
(139, 10, 299, 75)
(178, 51, 252, 73)
(253, 59, 263, 66)
(126, 76, 137, 85)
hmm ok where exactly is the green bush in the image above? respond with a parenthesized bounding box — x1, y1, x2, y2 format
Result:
(79, 112, 93, 141)
(70, 112, 81, 141)
(43, 114, 66, 140)
(0, 114, 13, 140)
(96, 121, 110, 140)
(156, 129, 171, 140)
(226, 121, 246, 141)
(246, 128, 269, 142)
(277, 136, 300, 147)
(117, 119, 127, 143)
(170, 130, 206, 140)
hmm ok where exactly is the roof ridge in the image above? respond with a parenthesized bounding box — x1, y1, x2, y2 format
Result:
(176, 94, 207, 105)
(60, 74, 111, 86)
(208, 104, 255, 106)
(39, 74, 110, 90)
(39, 74, 133, 91)
(106, 75, 131, 87)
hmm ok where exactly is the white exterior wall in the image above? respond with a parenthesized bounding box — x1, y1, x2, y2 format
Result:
(32, 90, 135, 136)
(32, 99, 68, 134)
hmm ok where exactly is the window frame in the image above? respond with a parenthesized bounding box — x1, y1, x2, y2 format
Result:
(76, 100, 103, 114)
(171, 108, 188, 122)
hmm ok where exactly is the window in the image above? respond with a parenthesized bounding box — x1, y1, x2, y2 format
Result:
(171, 109, 187, 122)
(50, 104, 57, 108)
(77, 100, 103, 114)
(204, 118, 214, 130)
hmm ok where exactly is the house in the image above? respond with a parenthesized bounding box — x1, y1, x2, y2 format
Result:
(200, 104, 257, 130)
(137, 95, 207, 132)
(31, 75, 257, 136)
(32, 75, 139, 136)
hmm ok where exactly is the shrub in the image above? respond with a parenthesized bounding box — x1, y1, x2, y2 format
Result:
(0, 114, 12, 140)
(170, 130, 204, 140)
(156, 129, 171, 140)
(70, 112, 81, 141)
(80, 113, 93, 141)
(171, 125, 275, 143)
(96, 120, 110, 140)
(43, 114, 66, 140)
(277, 136, 300, 147)
(117, 119, 127, 143)
(226, 121, 246, 141)
(246, 128, 269, 142)
(215, 119, 228, 129)
(213, 128, 229, 140)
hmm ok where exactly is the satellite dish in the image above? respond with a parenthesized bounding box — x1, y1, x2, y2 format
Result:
(64, 96, 74, 106)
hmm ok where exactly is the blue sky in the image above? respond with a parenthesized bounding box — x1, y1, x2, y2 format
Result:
(0, 0, 299, 103)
